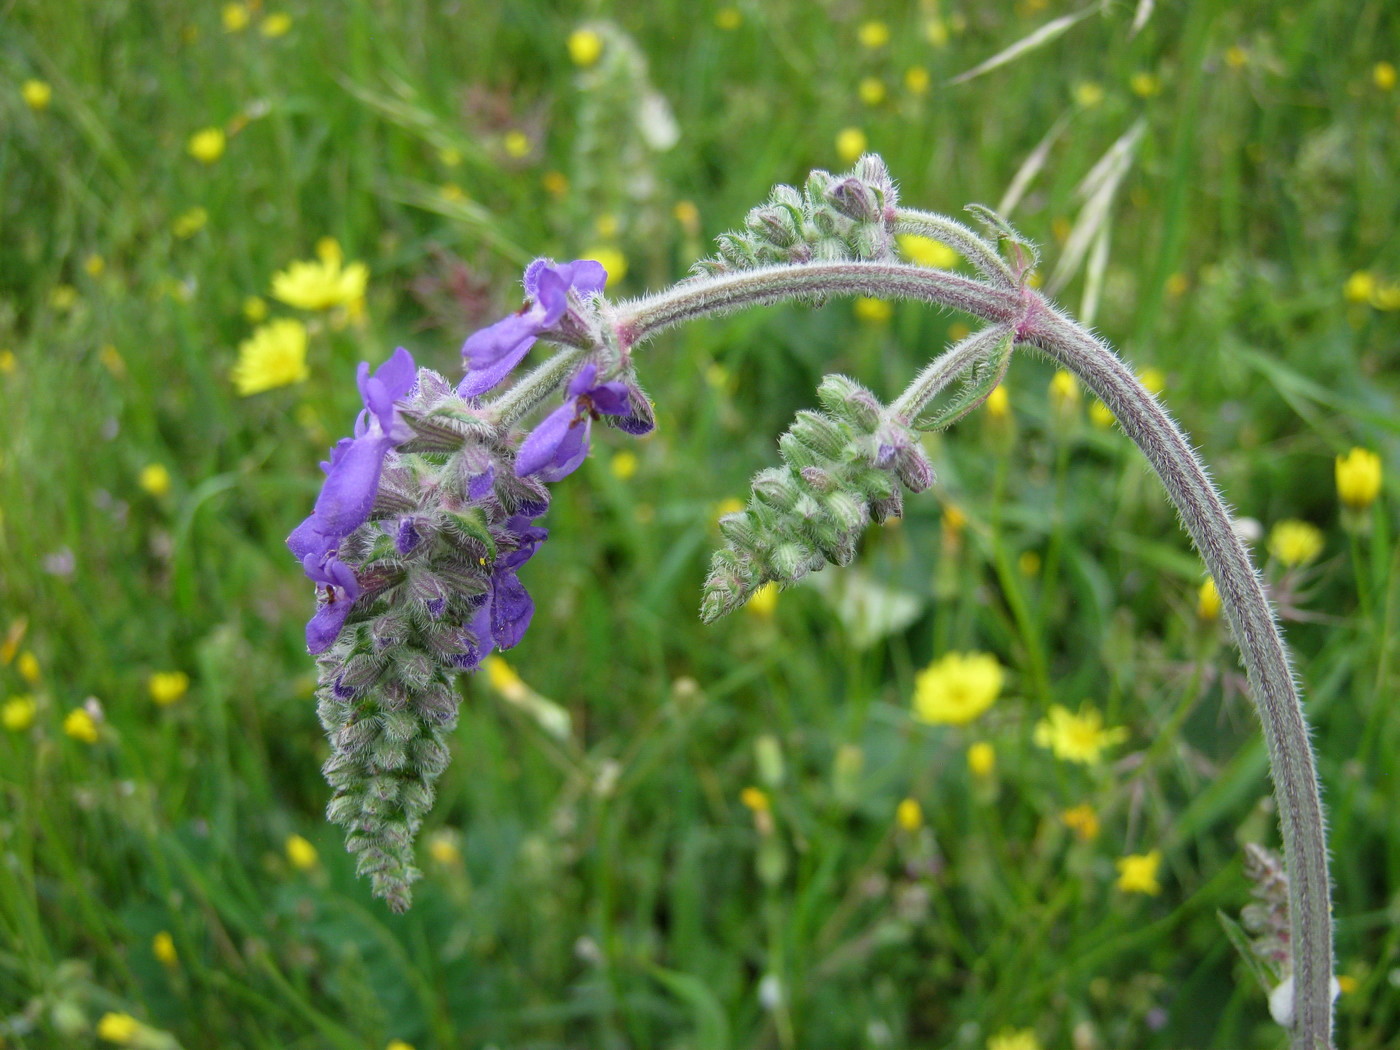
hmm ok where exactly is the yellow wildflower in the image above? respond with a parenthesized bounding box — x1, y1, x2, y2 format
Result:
(98, 344, 125, 378)
(593, 214, 619, 239)
(503, 130, 530, 158)
(427, 831, 462, 866)
(3, 695, 36, 732)
(674, 199, 700, 234)
(17, 651, 40, 683)
(1224, 45, 1248, 69)
(22, 79, 52, 111)
(1017, 550, 1041, 577)
(232, 319, 309, 396)
(1374, 280, 1400, 310)
(222, 4, 249, 32)
(1138, 367, 1166, 394)
(1337, 974, 1358, 995)
(172, 206, 208, 238)
(63, 707, 99, 744)
(905, 67, 931, 94)
(583, 246, 627, 286)
(896, 797, 923, 831)
(740, 786, 770, 812)
(925, 18, 949, 47)
(261, 13, 292, 37)
(1336, 447, 1382, 511)
(285, 834, 318, 870)
(610, 449, 638, 481)
(1344, 270, 1376, 304)
(84, 254, 106, 278)
(912, 652, 1004, 726)
(50, 284, 78, 311)
(0, 349, 15, 375)
(835, 127, 868, 165)
(1061, 804, 1100, 842)
(1374, 62, 1397, 91)
(1115, 849, 1163, 895)
(1130, 71, 1161, 97)
(542, 170, 568, 196)
(568, 28, 604, 67)
(139, 463, 172, 497)
(967, 741, 996, 778)
(271, 239, 369, 310)
(153, 930, 178, 967)
(386, 1041, 416, 1050)
(1073, 81, 1105, 108)
(857, 21, 890, 49)
(747, 581, 779, 617)
(948, 322, 972, 342)
(96, 1013, 141, 1044)
(1089, 400, 1115, 428)
(1165, 272, 1189, 297)
(1267, 519, 1324, 567)
(715, 7, 742, 30)
(1034, 704, 1128, 765)
(715, 496, 746, 519)
(854, 297, 892, 323)
(984, 384, 1010, 420)
(987, 1029, 1042, 1050)
(1048, 369, 1080, 410)
(942, 504, 968, 535)
(187, 127, 226, 164)
(241, 295, 268, 323)
(898, 234, 958, 269)
(0, 620, 25, 665)
(858, 77, 886, 106)
(1197, 577, 1221, 621)
(148, 671, 190, 706)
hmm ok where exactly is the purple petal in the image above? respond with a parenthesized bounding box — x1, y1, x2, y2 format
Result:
(515, 402, 576, 478)
(312, 433, 392, 536)
(497, 519, 548, 570)
(395, 518, 421, 554)
(462, 309, 543, 369)
(537, 419, 590, 482)
(288, 514, 338, 564)
(558, 259, 608, 296)
(466, 464, 496, 501)
(613, 386, 656, 435)
(566, 363, 599, 397)
(531, 266, 571, 326)
(307, 598, 354, 654)
(521, 258, 551, 299)
(375, 347, 417, 400)
(587, 381, 631, 417)
(489, 569, 534, 650)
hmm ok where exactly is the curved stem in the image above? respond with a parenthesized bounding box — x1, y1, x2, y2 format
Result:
(891, 207, 1019, 289)
(1020, 295, 1333, 1050)
(485, 345, 587, 429)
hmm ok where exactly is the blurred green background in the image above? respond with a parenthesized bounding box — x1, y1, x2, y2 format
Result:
(2, 1, 1397, 1047)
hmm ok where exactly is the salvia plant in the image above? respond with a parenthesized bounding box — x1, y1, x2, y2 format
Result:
(288, 155, 1335, 1049)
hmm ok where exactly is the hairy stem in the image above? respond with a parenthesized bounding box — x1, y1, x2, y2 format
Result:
(486, 345, 587, 429)
(1020, 296, 1333, 1050)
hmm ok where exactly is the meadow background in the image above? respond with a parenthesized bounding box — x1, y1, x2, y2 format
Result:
(2, 1, 1398, 1047)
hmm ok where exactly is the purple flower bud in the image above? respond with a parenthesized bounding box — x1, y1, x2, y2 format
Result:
(515, 364, 631, 482)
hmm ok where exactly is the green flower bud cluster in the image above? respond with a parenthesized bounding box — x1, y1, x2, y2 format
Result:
(701, 374, 933, 622)
(692, 155, 899, 279)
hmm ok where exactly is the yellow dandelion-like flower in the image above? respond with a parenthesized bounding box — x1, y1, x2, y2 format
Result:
(63, 707, 99, 744)
(967, 741, 996, 778)
(746, 581, 779, 617)
(1197, 577, 1221, 621)
(835, 127, 868, 166)
(715, 496, 746, 520)
(1267, 519, 1324, 567)
(1344, 270, 1376, 304)
(854, 297, 892, 324)
(594, 214, 619, 238)
(173, 206, 208, 239)
(0, 621, 25, 666)
(568, 28, 604, 67)
(18, 651, 40, 683)
(740, 786, 770, 812)
(3, 695, 36, 732)
(1337, 974, 1358, 995)
(261, 12, 292, 37)
(948, 321, 972, 341)
(285, 834, 318, 870)
(1336, 447, 1382, 511)
(1033, 704, 1128, 765)
(1089, 400, 1115, 428)
(0, 349, 16, 375)
(674, 199, 701, 234)
(583, 246, 627, 286)
(942, 504, 968, 535)
(96, 1012, 141, 1044)
(240, 296, 267, 323)
(715, 7, 742, 30)
(1138, 367, 1166, 394)
(22, 79, 52, 111)
(139, 463, 172, 497)
(542, 170, 569, 196)
(1224, 45, 1248, 69)
(427, 831, 462, 866)
(1049, 369, 1080, 410)
(49, 284, 78, 311)
(1130, 71, 1161, 98)
(222, 3, 250, 32)
(610, 449, 638, 481)
(1374, 280, 1400, 310)
(503, 130, 531, 158)
(153, 930, 178, 967)
(439, 183, 465, 203)
(896, 797, 923, 831)
(1373, 61, 1396, 91)
(483, 655, 526, 701)
(84, 254, 106, 278)
(898, 234, 959, 269)
(232, 319, 309, 396)
(905, 67, 931, 94)
(98, 344, 126, 378)
(984, 384, 1010, 420)
(1018, 550, 1041, 577)
(913, 652, 1004, 726)
(858, 78, 886, 106)
(386, 1041, 416, 1050)
(187, 127, 226, 164)
(1073, 81, 1105, 108)
(925, 18, 949, 47)
(1165, 272, 1190, 297)
(271, 239, 369, 311)
(1061, 803, 1100, 842)
(148, 671, 190, 706)
(987, 1028, 1042, 1050)
(1115, 849, 1163, 895)
(857, 21, 890, 49)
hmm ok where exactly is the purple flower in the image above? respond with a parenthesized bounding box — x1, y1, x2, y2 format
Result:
(515, 364, 630, 482)
(303, 554, 361, 654)
(458, 259, 607, 397)
(453, 516, 548, 669)
(288, 347, 417, 566)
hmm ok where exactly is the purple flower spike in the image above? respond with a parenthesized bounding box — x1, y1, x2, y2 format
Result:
(458, 259, 608, 397)
(515, 363, 630, 482)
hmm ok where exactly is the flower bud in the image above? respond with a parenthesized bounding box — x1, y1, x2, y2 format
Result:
(826, 177, 881, 223)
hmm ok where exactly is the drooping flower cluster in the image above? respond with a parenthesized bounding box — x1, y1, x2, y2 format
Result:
(701, 373, 934, 621)
(287, 258, 651, 909)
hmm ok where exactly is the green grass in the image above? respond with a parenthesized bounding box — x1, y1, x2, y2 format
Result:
(2, 1, 1398, 1047)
